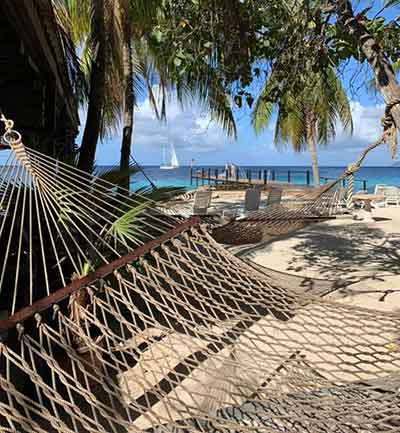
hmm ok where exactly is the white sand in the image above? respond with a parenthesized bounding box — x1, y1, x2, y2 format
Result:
(244, 206, 400, 312)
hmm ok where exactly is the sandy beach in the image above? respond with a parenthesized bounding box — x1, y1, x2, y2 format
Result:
(242, 206, 400, 312)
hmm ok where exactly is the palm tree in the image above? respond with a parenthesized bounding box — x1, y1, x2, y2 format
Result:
(54, 0, 125, 173)
(252, 68, 353, 186)
(54, 0, 237, 178)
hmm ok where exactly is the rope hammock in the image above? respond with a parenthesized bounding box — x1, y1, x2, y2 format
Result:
(0, 112, 399, 432)
(213, 113, 399, 245)
(212, 186, 343, 244)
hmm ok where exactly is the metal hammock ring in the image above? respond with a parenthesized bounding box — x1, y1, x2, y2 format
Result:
(3, 129, 22, 146)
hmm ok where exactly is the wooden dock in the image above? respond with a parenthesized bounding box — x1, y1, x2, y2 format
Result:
(190, 167, 368, 191)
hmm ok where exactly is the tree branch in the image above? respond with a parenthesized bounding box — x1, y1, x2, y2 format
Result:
(332, 0, 400, 136)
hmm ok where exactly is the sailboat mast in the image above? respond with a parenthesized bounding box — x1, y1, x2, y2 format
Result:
(160, 121, 179, 169)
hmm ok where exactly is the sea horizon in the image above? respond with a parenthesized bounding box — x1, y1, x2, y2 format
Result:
(128, 164, 400, 192)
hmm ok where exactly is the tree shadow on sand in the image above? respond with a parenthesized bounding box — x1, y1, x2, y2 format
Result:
(286, 223, 400, 283)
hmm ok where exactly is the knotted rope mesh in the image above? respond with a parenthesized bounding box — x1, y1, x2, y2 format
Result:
(0, 117, 399, 432)
(1, 225, 400, 432)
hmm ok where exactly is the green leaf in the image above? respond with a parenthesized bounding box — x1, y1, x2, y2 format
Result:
(234, 95, 242, 108)
(174, 57, 183, 67)
(107, 202, 149, 247)
(152, 29, 163, 43)
(246, 95, 254, 108)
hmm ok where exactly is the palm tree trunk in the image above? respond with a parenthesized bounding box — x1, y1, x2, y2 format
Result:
(77, 0, 106, 173)
(332, 0, 400, 132)
(120, 23, 134, 192)
(306, 113, 319, 187)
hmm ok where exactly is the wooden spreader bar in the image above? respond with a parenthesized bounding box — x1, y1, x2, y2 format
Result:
(0, 216, 201, 335)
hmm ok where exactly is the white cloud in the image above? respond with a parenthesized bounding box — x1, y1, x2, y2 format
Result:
(350, 101, 384, 142)
(317, 101, 396, 165)
(132, 88, 233, 155)
(95, 95, 395, 166)
(321, 101, 385, 155)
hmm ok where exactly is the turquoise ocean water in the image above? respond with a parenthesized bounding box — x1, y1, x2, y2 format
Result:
(132, 166, 400, 193)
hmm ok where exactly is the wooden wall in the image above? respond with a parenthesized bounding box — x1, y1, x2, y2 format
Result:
(0, 1, 78, 159)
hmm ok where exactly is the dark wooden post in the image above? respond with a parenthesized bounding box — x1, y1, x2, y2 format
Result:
(226, 169, 229, 182)
(263, 169, 267, 185)
(215, 168, 218, 185)
(363, 180, 367, 191)
(306, 170, 310, 186)
(258, 169, 262, 180)
(272, 170, 275, 181)
(248, 170, 252, 183)
(236, 168, 239, 183)
(201, 168, 205, 186)
(208, 168, 211, 185)
(190, 167, 193, 186)
(288, 170, 291, 183)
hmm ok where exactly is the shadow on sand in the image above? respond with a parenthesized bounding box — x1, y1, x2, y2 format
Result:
(285, 223, 400, 281)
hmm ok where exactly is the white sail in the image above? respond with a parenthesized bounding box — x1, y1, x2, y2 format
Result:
(161, 142, 167, 166)
(160, 141, 179, 170)
(171, 143, 179, 168)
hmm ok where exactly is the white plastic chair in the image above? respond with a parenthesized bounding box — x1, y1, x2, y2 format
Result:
(193, 190, 213, 215)
(373, 184, 387, 207)
(374, 184, 386, 195)
(384, 186, 400, 206)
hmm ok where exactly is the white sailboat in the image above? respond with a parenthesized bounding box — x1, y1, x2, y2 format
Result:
(160, 141, 179, 170)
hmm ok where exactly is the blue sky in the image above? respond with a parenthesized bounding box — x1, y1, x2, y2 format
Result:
(92, 0, 399, 167)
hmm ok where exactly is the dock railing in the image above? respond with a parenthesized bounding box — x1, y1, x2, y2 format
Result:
(321, 177, 368, 191)
(190, 167, 368, 190)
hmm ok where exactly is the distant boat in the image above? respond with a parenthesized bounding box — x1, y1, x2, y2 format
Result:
(160, 141, 179, 170)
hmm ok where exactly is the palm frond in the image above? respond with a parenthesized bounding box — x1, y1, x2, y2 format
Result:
(107, 202, 148, 247)
(329, 68, 353, 136)
(383, 0, 400, 8)
(176, 69, 237, 139)
(252, 83, 274, 135)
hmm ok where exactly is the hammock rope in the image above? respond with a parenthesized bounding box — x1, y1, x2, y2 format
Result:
(1, 226, 399, 432)
(212, 100, 400, 245)
(0, 112, 400, 432)
(0, 119, 181, 315)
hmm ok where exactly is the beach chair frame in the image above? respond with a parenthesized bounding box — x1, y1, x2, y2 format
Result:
(193, 189, 212, 215)
(266, 189, 283, 206)
(244, 188, 261, 212)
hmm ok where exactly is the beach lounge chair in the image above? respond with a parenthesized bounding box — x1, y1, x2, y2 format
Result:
(372, 184, 387, 207)
(244, 188, 261, 212)
(374, 184, 386, 195)
(193, 189, 213, 215)
(384, 186, 400, 206)
(266, 188, 282, 206)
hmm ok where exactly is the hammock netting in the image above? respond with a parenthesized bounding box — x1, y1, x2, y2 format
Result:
(0, 131, 399, 432)
(211, 186, 342, 245)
